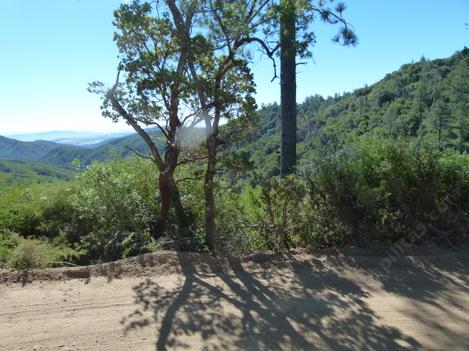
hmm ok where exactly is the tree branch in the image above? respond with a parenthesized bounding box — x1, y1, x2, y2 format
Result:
(176, 154, 209, 166)
(125, 146, 154, 162)
(107, 71, 164, 170)
(176, 175, 205, 185)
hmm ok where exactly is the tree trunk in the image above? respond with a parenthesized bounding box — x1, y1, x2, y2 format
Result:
(152, 174, 195, 239)
(172, 187, 194, 229)
(458, 121, 464, 153)
(280, 0, 297, 177)
(438, 122, 442, 151)
(152, 143, 194, 238)
(204, 135, 217, 252)
(154, 171, 172, 237)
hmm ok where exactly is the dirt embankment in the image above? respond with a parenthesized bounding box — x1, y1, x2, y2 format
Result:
(1, 247, 468, 350)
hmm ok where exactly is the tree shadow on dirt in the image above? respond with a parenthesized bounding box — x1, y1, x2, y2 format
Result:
(364, 252, 469, 350)
(313, 249, 469, 351)
(121, 252, 422, 351)
(325, 249, 469, 303)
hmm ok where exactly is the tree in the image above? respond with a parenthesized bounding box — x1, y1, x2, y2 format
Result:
(279, 0, 297, 176)
(93, 0, 267, 252)
(167, 0, 262, 252)
(432, 98, 451, 151)
(410, 60, 431, 137)
(267, 1, 358, 176)
(184, 0, 358, 249)
(448, 55, 469, 153)
(93, 0, 356, 252)
(90, 1, 201, 237)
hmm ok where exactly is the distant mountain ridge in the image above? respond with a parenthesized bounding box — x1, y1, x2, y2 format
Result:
(0, 136, 76, 162)
(0, 130, 161, 169)
(37, 132, 161, 167)
(5, 130, 133, 146)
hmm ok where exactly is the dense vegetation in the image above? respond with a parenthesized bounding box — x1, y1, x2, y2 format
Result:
(237, 49, 469, 176)
(1, 49, 468, 268)
(0, 160, 74, 184)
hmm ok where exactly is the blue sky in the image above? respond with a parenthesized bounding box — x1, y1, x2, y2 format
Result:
(0, 0, 468, 134)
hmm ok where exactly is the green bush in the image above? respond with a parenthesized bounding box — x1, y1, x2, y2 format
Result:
(301, 139, 469, 246)
(256, 176, 305, 251)
(1, 142, 468, 266)
(0, 181, 73, 238)
(9, 237, 52, 269)
(214, 184, 265, 254)
(0, 230, 16, 265)
(180, 140, 469, 253)
(2, 232, 81, 269)
(68, 157, 158, 261)
(207, 177, 305, 254)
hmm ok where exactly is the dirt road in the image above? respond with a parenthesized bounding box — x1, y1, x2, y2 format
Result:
(1, 249, 468, 350)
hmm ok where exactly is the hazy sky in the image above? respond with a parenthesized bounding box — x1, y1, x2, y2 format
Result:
(0, 0, 468, 134)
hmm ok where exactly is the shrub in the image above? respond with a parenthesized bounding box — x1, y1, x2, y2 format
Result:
(8, 237, 52, 269)
(0, 181, 74, 238)
(300, 139, 469, 246)
(257, 176, 305, 251)
(214, 184, 265, 255)
(1, 231, 82, 269)
(211, 176, 306, 254)
(68, 157, 158, 261)
(0, 230, 17, 265)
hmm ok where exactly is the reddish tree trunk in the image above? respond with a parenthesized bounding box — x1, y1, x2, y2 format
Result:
(152, 143, 181, 238)
(204, 135, 217, 252)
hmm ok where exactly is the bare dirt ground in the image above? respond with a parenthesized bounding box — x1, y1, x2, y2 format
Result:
(1, 248, 468, 351)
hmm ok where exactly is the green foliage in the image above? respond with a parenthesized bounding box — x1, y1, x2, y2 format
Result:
(0, 160, 74, 184)
(213, 140, 469, 251)
(9, 237, 52, 269)
(213, 184, 265, 255)
(0, 230, 16, 265)
(301, 140, 469, 246)
(0, 180, 74, 238)
(257, 176, 305, 251)
(235, 49, 469, 178)
(69, 157, 158, 261)
(0, 156, 161, 265)
(1, 231, 81, 269)
(1, 143, 468, 265)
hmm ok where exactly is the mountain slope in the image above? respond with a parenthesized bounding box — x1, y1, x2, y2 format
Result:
(0, 136, 77, 162)
(0, 160, 75, 184)
(38, 131, 162, 167)
(0, 130, 161, 169)
(234, 48, 469, 176)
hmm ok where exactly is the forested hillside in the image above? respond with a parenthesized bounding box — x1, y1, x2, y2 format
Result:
(0, 160, 74, 184)
(0, 136, 69, 162)
(2, 1, 469, 350)
(236, 49, 469, 176)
